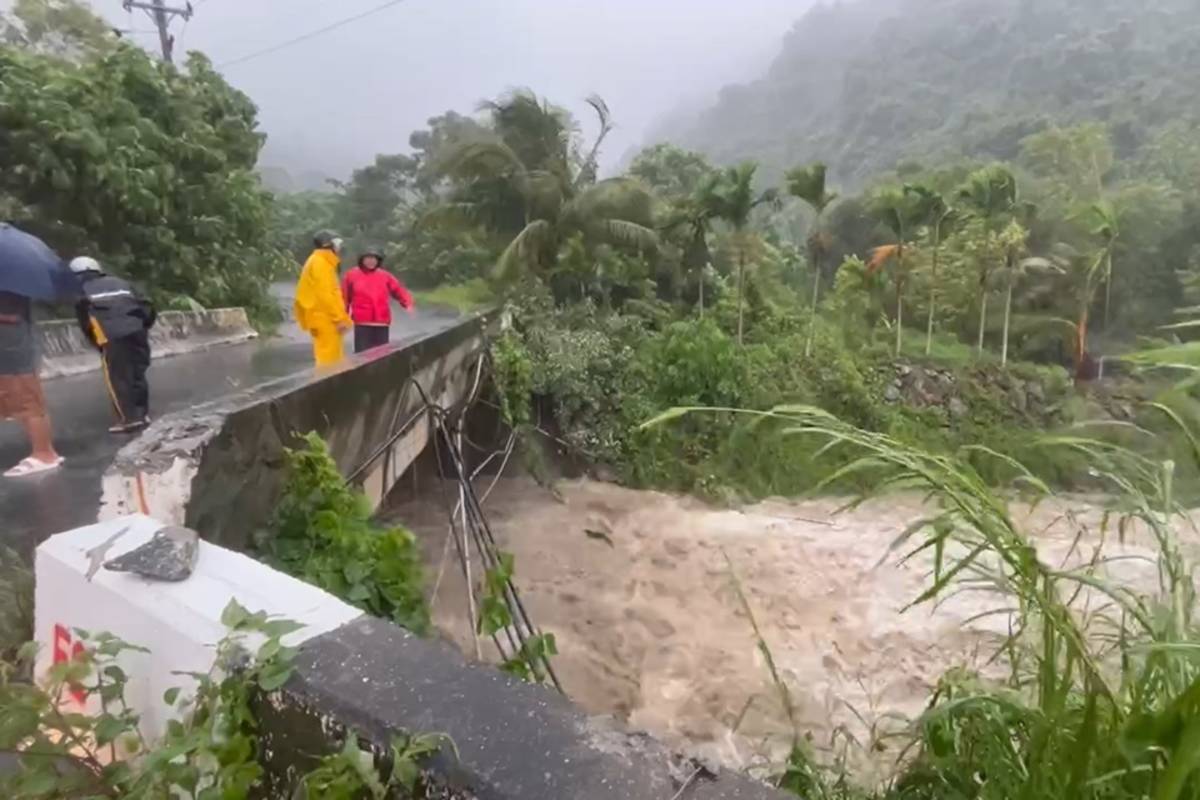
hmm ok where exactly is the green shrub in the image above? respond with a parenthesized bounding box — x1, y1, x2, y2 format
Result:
(257, 433, 430, 635)
(0, 548, 33, 667)
(500, 279, 1102, 498)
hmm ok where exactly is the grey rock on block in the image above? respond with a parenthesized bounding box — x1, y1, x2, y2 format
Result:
(104, 525, 200, 582)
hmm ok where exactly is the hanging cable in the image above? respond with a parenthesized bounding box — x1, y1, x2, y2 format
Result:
(218, 0, 411, 69)
(343, 345, 562, 692)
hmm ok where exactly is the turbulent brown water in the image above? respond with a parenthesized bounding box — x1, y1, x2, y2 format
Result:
(388, 478, 1168, 783)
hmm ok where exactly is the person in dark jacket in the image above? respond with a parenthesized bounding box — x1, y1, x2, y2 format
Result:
(341, 248, 414, 353)
(70, 257, 157, 433)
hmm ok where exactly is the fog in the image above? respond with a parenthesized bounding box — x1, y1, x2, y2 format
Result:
(85, 0, 810, 181)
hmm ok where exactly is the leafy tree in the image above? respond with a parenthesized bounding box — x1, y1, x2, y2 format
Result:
(270, 191, 340, 264)
(436, 90, 657, 291)
(0, 45, 286, 319)
(407, 110, 487, 192)
(1019, 123, 1113, 206)
(786, 162, 838, 357)
(632, 144, 719, 312)
(334, 153, 420, 246)
(629, 143, 715, 202)
(0, 0, 114, 57)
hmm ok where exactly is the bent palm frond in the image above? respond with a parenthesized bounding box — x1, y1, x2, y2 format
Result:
(421, 201, 488, 230)
(577, 94, 615, 189)
(566, 178, 656, 228)
(495, 219, 553, 282)
(787, 162, 837, 213)
(587, 218, 659, 252)
(435, 135, 529, 197)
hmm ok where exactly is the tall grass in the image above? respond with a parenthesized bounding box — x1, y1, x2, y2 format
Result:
(647, 405, 1200, 799)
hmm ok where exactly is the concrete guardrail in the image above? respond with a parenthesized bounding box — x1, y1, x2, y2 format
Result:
(37, 307, 258, 379)
(100, 312, 493, 548)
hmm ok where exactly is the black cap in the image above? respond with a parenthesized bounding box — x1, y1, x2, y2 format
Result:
(313, 230, 340, 249)
(358, 248, 385, 266)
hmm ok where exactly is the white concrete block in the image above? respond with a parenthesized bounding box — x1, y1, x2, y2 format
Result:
(35, 514, 362, 742)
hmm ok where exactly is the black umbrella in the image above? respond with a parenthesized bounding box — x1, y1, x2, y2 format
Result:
(0, 223, 76, 301)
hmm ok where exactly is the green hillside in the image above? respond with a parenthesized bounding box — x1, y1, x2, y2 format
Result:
(667, 0, 1200, 186)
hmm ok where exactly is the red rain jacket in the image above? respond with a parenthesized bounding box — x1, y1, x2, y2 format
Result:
(342, 267, 414, 325)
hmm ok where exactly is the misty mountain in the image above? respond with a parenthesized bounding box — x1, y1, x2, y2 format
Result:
(659, 0, 1200, 187)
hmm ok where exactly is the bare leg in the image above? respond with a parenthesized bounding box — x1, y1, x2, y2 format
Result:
(21, 414, 59, 463)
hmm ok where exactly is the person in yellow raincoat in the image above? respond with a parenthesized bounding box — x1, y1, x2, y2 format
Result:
(293, 231, 351, 366)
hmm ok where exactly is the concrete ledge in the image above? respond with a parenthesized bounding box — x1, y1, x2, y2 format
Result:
(262, 617, 788, 800)
(35, 514, 362, 743)
(38, 307, 258, 379)
(100, 313, 493, 550)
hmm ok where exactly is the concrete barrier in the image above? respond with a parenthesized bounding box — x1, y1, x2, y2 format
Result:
(37, 308, 258, 379)
(34, 514, 361, 742)
(36, 513, 788, 799)
(100, 312, 493, 550)
(262, 617, 790, 799)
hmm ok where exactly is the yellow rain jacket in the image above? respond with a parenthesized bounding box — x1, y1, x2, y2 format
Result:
(293, 248, 350, 366)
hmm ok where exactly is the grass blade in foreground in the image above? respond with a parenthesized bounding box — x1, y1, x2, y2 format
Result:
(645, 405, 1200, 799)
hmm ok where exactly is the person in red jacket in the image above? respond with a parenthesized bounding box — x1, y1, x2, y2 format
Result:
(341, 249, 415, 353)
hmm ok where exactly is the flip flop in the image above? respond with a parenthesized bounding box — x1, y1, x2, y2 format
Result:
(4, 456, 64, 478)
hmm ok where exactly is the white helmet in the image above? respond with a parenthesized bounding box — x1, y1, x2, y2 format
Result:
(69, 256, 102, 274)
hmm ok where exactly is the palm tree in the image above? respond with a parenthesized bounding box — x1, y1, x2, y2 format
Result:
(1086, 200, 1120, 330)
(708, 162, 778, 345)
(958, 165, 1019, 356)
(1072, 246, 1110, 381)
(995, 221, 1039, 367)
(436, 90, 658, 285)
(668, 171, 726, 317)
(903, 184, 956, 356)
(786, 162, 838, 357)
(869, 186, 923, 357)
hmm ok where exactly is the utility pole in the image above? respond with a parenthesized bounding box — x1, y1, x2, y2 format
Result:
(122, 0, 193, 64)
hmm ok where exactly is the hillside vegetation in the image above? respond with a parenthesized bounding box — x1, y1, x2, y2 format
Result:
(665, 0, 1200, 187)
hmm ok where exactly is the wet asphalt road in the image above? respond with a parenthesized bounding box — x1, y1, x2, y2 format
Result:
(0, 310, 460, 557)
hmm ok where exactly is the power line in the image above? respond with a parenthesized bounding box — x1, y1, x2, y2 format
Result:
(218, 0, 410, 69)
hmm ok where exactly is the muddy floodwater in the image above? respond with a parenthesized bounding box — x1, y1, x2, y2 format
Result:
(388, 477, 1172, 784)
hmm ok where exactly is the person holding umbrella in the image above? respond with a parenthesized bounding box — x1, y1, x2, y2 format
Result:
(0, 223, 70, 478)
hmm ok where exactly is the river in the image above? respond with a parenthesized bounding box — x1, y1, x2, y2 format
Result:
(388, 477, 1174, 785)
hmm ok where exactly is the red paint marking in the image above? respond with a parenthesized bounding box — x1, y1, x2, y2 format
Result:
(52, 624, 89, 705)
